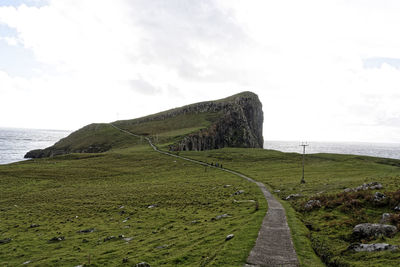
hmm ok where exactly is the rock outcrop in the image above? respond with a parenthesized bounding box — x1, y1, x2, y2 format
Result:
(25, 91, 264, 158)
(167, 92, 263, 151)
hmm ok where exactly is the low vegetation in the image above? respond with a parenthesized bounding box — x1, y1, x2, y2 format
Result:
(181, 148, 400, 266)
(0, 147, 265, 266)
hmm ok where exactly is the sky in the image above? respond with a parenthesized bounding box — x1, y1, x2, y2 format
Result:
(1, 0, 400, 143)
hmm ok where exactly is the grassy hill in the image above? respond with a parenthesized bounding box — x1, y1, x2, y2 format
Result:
(2, 91, 400, 266)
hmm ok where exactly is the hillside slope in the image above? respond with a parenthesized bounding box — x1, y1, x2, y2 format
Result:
(25, 91, 263, 158)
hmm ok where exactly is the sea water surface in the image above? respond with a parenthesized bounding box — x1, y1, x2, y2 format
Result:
(0, 128, 71, 165)
(1, 127, 400, 165)
(265, 140, 400, 160)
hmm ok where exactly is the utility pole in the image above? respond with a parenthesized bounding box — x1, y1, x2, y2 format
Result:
(300, 142, 308, 184)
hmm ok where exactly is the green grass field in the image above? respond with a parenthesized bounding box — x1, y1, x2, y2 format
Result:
(0, 147, 266, 266)
(180, 148, 400, 266)
(3, 121, 400, 266)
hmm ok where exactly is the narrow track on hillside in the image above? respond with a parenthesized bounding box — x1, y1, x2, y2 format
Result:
(110, 124, 299, 267)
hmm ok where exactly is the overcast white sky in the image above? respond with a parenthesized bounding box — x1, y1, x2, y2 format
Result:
(1, 0, 400, 143)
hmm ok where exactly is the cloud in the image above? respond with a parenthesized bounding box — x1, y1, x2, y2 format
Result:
(1, 0, 400, 142)
(128, 78, 160, 95)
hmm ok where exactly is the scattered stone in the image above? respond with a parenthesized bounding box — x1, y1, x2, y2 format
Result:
(232, 190, 245, 196)
(119, 210, 126, 215)
(285, 194, 301, 200)
(191, 220, 200, 224)
(0, 238, 11, 244)
(233, 199, 256, 203)
(103, 236, 116, 242)
(304, 200, 321, 210)
(225, 234, 234, 241)
(394, 205, 400, 211)
(135, 262, 151, 267)
(380, 213, 391, 224)
(223, 185, 232, 188)
(119, 205, 125, 209)
(156, 244, 168, 249)
(374, 192, 386, 202)
(123, 217, 130, 223)
(49, 236, 65, 242)
(124, 237, 133, 242)
(122, 258, 129, 263)
(348, 243, 398, 252)
(77, 228, 95, 233)
(353, 223, 397, 239)
(344, 182, 383, 193)
(22, 260, 31, 265)
(274, 190, 281, 193)
(148, 205, 157, 209)
(213, 214, 230, 220)
(29, 224, 40, 228)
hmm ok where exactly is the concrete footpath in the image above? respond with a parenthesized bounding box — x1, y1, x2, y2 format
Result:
(111, 124, 299, 267)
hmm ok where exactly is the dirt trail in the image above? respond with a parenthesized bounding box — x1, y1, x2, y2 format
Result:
(111, 124, 299, 267)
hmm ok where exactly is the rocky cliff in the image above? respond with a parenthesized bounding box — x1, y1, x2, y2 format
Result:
(167, 92, 264, 151)
(25, 91, 264, 158)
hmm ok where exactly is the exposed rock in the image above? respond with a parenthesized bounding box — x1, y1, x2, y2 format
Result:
(348, 243, 398, 252)
(304, 200, 321, 210)
(213, 214, 230, 221)
(22, 260, 31, 265)
(148, 205, 157, 209)
(0, 238, 11, 244)
(344, 182, 383, 193)
(225, 234, 234, 241)
(103, 236, 116, 242)
(124, 237, 133, 242)
(77, 228, 95, 233)
(168, 92, 263, 151)
(285, 194, 301, 200)
(232, 190, 245, 196)
(49, 236, 65, 242)
(353, 223, 397, 239)
(374, 192, 386, 202)
(380, 213, 391, 224)
(135, 262, 151, 267)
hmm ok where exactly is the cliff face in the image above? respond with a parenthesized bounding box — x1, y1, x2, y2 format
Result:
(168, 92, 264, 151)
(25, 91, 264, 158)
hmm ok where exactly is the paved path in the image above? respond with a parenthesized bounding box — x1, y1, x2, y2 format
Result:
(110, 124, 299, 267)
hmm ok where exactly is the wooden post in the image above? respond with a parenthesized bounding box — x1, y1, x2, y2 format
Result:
(300, 142, 308, 184)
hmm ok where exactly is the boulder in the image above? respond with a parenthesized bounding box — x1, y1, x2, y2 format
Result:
(348, 243, 398, 252)
(374, 192, 386, 202)
(304, 200, 321, 210)
(232, 190, 245, 196)
(225, 234, 234, 241)
(49, 236, 65, 242)
(380, 213, 391, 224)
(353, 223, 397, 239)
(213, 214, 230, 220)
(285, 194, 301, 200)
(135, 262, 151, 267)
(0, 238, 11, 244)
(344, 182, 383, 193)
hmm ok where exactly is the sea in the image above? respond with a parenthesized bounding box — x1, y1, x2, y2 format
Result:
(1, 128, 400, 165)
(0, 128, 71, 165)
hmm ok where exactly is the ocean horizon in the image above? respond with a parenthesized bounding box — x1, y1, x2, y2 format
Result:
(1, 127, 400, 164)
